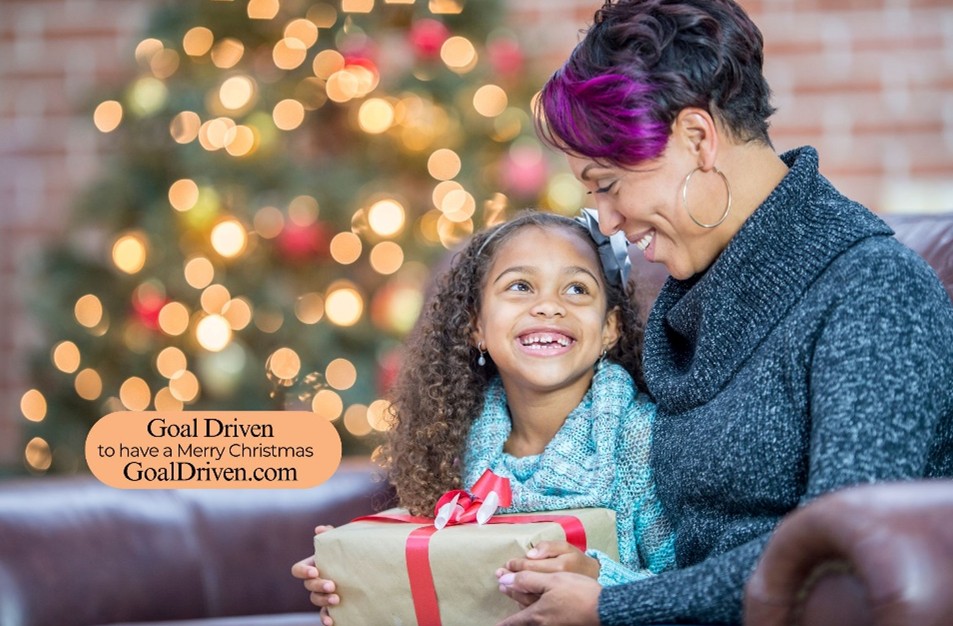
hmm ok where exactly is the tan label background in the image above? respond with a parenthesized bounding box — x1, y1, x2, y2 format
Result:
(86, 411, 341, 489)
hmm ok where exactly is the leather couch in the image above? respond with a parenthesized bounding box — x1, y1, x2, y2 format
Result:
(1, 212, 950, 626)
(0, 459, 394, 626)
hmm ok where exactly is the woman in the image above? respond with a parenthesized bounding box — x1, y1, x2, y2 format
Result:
(494, 1, 953, 624)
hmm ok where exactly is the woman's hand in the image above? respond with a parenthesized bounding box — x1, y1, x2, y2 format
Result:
(290, 525, 337, 626)
(497, 540, 601, 580)
(495, 570, 602, 626)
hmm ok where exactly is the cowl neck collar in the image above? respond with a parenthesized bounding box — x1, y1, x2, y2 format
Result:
(463, 363, 635, 512)
(644, 146, 892, 412)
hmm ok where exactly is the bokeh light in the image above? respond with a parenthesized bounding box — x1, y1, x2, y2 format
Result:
(312, 389, 343, 420)
(74, 294, 103, 328)
(196, 314, 232, 352)
(440, 36, 477, 73)
(273, 37, 308, 70)
(112, 232, 147, 274)
(201, 284, 231, 314)
(219, 75, 256, 110)
(367, 199, 405, 236)
(183, 26, 214, 57)
(120, 377, 151, 411)
(184, 256, 215, 289)
(211, 38, 244, 69)
(358, 98, 394, 134)
(20, 389, 47, 422)
(52, 340, 81, 374)
(325, 358, 357, 390)
(473, 84, 508, 117)
(25, 437, 52, 472)
(169, 178, 199, 211)
(273, 99, 305, 130)
(75, 368, 103, 401)
(342, 0, 374, 12)
(267, 347, 302, 380)
(210, 219, 248, 258)
(329, 232, 362, 264)
(254, 206, 285, 239)
(154, 387, 184, 411)
(248, 0, 279, 19)
(369, 241, 404, 275)
(367, 399, 392, 431)
(93, 100, 123, 132)
(295, 293, 325, 324)
(158, 302, 190, 336)
(156, 346, 188, 379)
(343, 404, 372, 436)
(222, 297, 253, 330)
(285, 19, 319, 48)
(325, 282, 364, 327)
(427, 148, 461, 180)
(169, 370, 200, 403)
(312, 49, 345, 79)
(170, 111, 201, 144)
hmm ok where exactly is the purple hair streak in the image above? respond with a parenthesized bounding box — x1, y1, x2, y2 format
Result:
(536, 65, 670, 167)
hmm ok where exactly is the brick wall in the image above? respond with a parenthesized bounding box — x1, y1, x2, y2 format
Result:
(507, 0, 953, 212)
(0, 0, 153, 466)
(2, 0, 951, 468)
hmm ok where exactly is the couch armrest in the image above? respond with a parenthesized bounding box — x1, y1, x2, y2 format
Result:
(743, 480, 953, 626)
(0, 458, 393, 626)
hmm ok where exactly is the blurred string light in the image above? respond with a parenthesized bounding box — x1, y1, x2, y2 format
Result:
(367, 199, 405, 236)
(74, 294, 104, 329)
(93, 100, 123, 132)
(329, 231, 362, 264)
(20, 389, 47, 423)
(25, 437, 52, 472)
(325, 281, 364, 327)
(52, 341, 81, 374)
(112, 232, 147, 274)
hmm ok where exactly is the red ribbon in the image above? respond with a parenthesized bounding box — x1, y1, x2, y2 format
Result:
(432, 469, 513, 527)
(351, 471, 587, 626)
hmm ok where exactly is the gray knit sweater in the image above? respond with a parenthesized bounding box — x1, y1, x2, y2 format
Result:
(598, 146, 953, 625)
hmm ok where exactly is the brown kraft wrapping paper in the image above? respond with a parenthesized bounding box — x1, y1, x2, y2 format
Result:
(312, 507, 618, 626)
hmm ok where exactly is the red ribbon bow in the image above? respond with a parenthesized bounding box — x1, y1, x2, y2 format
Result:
(433, 469, 513, 528)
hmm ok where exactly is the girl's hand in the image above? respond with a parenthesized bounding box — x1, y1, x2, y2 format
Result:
(290, 525, 337, 626)
(496, 540, 601, 580)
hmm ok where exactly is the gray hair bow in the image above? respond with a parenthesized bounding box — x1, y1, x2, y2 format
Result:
(575, 208, 631, 288)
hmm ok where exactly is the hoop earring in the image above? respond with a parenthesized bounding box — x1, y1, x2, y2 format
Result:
(477, 341, 487, 367)
(681, 167, 732, 229)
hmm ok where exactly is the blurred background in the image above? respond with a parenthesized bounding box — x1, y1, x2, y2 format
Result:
(2, 0, 951, 477)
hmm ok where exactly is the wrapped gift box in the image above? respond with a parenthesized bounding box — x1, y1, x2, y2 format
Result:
(313, 507, 618, 626)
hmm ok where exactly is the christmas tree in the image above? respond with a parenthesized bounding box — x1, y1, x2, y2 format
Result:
(21, 0, 585, 474)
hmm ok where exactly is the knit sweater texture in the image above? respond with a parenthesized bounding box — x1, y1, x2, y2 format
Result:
(598, 146, 953, 625)
(463, 363, 676, 584)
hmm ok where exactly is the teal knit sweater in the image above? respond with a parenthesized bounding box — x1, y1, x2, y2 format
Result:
(463, 363, 676, 584)
(598, 146, 953, 624)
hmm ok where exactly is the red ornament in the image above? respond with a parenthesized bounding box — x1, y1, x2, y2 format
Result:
(409, 19, 450, 59)
(488, 38, 524, 78)
(132, 291, 167, 331)
(501, 147, 548, 198)
(376, 347, 403, 396)
(276, 221, 330, 261)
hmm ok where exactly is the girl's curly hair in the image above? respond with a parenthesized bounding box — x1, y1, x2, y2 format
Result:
(380, 211, 646, 515)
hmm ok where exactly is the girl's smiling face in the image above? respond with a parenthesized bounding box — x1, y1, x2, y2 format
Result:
(472, 225, 620, 402)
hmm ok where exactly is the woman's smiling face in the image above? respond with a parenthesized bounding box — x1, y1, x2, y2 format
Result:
(567, 148, 731, 280)
(472, 225, 619, 401)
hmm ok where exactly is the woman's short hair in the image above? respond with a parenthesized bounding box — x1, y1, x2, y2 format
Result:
(536, 0, 776, 166)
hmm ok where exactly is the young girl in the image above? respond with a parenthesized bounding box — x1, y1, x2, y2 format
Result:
(293, 211, 675, 623)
